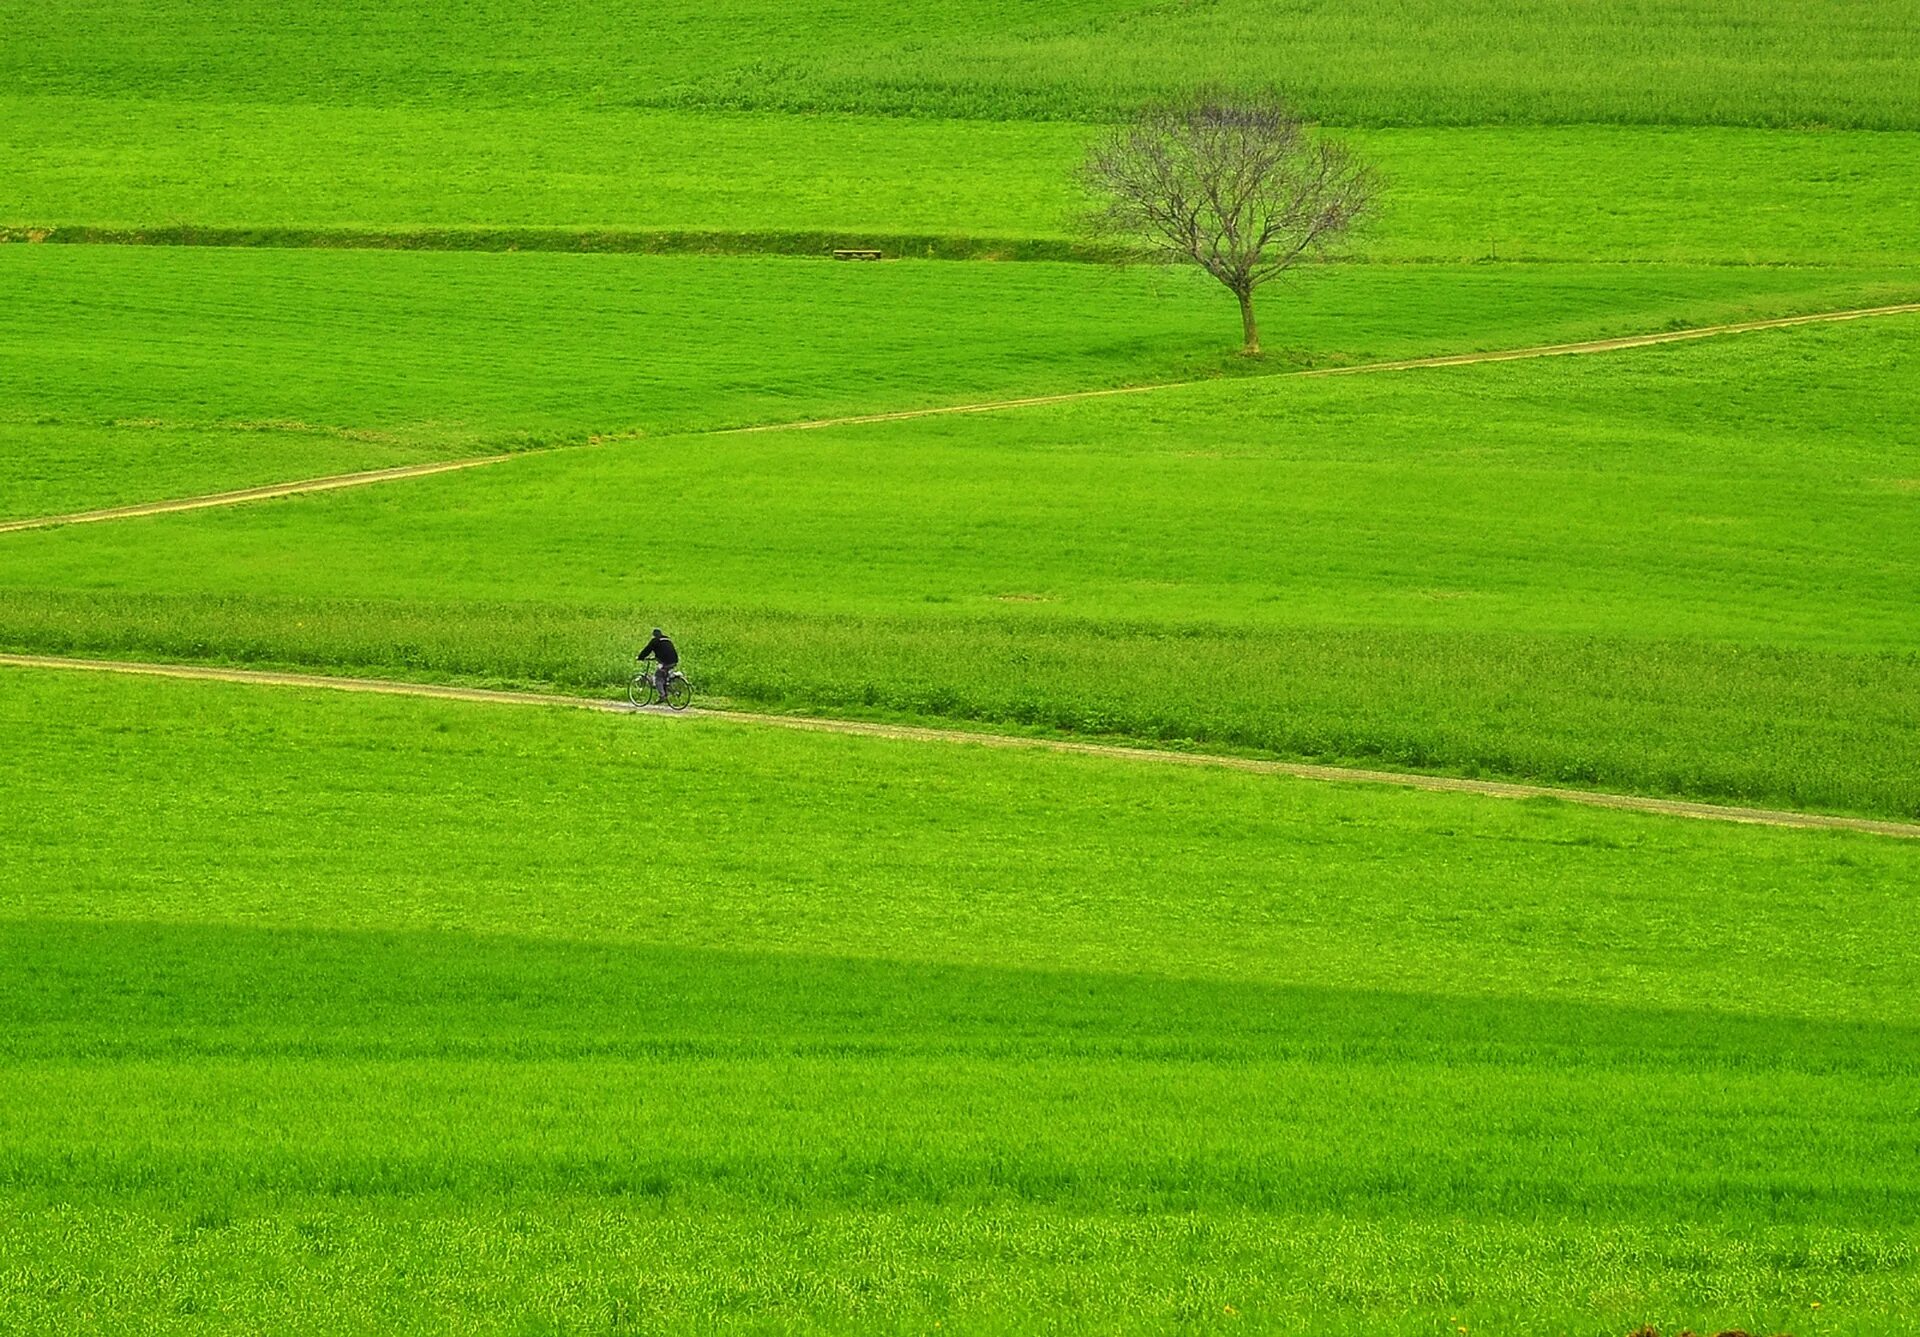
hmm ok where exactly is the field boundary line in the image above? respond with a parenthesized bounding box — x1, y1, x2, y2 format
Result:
(7, 653, 1917, 840)
(716, 301, 1920, 434)
(5, 300, 1914, 536)
(0, 455, 523, 536)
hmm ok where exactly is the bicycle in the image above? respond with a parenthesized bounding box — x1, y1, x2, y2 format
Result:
(630, 663, 693, 711)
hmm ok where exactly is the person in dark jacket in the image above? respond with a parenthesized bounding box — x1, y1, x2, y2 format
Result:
(637, 627, 679, 698)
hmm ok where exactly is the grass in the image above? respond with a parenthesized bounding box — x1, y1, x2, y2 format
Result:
(3, 243, 1913, 519)
(0, 422, 473, 524)
(2, 665, 1917, 1334)
(8, 2, 1920, 1328)
(6, 0, 1919, 127)
(5, 317, 1917, 816)
(9, 103, 1920, 266)
(0, 246, 1239, 518)
(724, 0, 1920, 127)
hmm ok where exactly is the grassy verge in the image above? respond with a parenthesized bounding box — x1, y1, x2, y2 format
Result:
(2, 666, 1916, 1333)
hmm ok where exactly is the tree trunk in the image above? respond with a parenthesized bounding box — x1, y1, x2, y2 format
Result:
(1236, 288, 1260, 355)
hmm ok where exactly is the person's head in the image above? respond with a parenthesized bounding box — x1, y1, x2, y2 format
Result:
(653, 627, 664, 638)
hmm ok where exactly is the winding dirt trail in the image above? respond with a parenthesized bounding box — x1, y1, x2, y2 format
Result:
(4, 300, 1916, 537)
(6, 653, 1916, 840)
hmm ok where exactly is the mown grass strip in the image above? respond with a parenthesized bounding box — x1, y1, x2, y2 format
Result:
(6, 653, 1915, 839)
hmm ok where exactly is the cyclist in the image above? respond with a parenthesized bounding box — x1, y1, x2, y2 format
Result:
(636, 627, 680, 701)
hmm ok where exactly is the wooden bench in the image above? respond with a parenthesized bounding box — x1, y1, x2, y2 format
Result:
(832, 248, 883, 261)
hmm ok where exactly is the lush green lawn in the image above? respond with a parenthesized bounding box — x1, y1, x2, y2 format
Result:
(7, 0, 1917, 126)
(7, 317, 1916, 816)
(5, 242, 1912, 519)
(2, 666, 1915, 1334)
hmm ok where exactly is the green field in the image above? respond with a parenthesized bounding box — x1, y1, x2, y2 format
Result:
(8, 0, 1920, 265)
(5, 245, 1914, 519)
(4, 668, 1916, 1334)
(7, 0, 1919, 125)
(4, 0, 1919, 1332)
(11, 111, 1920, 267)
(6, 314, 1917, 817)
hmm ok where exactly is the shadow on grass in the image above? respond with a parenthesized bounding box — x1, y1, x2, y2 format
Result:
(4, 919, 1919, 1219)
(6, 916, 1914, 1070)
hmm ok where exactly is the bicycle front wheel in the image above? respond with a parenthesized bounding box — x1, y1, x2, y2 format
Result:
(665, 674, 693, 711)
(629, 671, 656, 708)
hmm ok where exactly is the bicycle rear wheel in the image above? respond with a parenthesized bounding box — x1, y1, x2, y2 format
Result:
(665, 674, 693, 711)
(629, 671, 657, 707)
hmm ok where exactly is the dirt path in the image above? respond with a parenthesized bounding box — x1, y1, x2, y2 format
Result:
(7, 653, 1916, 840)
(0, 455, 519, 536)
(5, 301, 1915, 537)
(716, 300, 1920, 434)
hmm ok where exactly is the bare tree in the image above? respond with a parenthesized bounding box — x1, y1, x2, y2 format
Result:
(1081, 94, 1378, 356)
